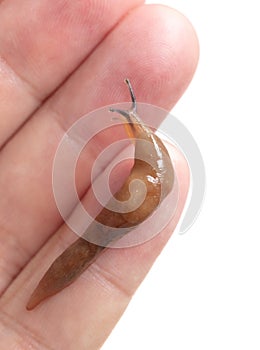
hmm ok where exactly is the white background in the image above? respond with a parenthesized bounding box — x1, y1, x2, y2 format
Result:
(103, 1, 260, 349)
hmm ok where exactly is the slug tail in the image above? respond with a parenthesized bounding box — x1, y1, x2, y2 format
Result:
(26, 280, 52, 311)
(26, 238, 104, 310)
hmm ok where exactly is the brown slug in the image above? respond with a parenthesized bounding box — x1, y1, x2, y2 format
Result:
(26, 79, 174, 310)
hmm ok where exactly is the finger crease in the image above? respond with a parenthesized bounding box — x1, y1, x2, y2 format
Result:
(0, 309, 54, 350)
(87, 259, 133, 300)
(0, 55, 42, 104)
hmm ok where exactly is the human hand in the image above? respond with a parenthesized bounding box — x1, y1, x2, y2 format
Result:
(0, 1, 198, 349)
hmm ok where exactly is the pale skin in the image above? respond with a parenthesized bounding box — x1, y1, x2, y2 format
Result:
(0, 1, 199, 349)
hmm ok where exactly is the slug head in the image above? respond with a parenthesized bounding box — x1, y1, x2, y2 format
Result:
(110, 79, 149, 141)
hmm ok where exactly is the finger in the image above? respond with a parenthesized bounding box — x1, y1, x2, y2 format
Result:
(0, 5, 199, 293)
(0, 0, 143, 146)
(0, 144, 189, 350)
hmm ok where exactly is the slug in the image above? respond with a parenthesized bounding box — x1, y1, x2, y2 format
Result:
(26, 79, 174, 310)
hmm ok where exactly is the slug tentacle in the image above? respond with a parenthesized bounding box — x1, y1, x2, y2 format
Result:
(26, 79, 174, 310)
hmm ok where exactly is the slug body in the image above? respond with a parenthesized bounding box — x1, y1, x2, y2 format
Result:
(27, 79, 174, 310)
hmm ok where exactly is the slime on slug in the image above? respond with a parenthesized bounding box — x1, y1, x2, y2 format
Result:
(26, 79, 174, 310)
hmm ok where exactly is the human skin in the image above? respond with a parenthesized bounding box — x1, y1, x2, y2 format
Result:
(0, 1, 199, 349)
